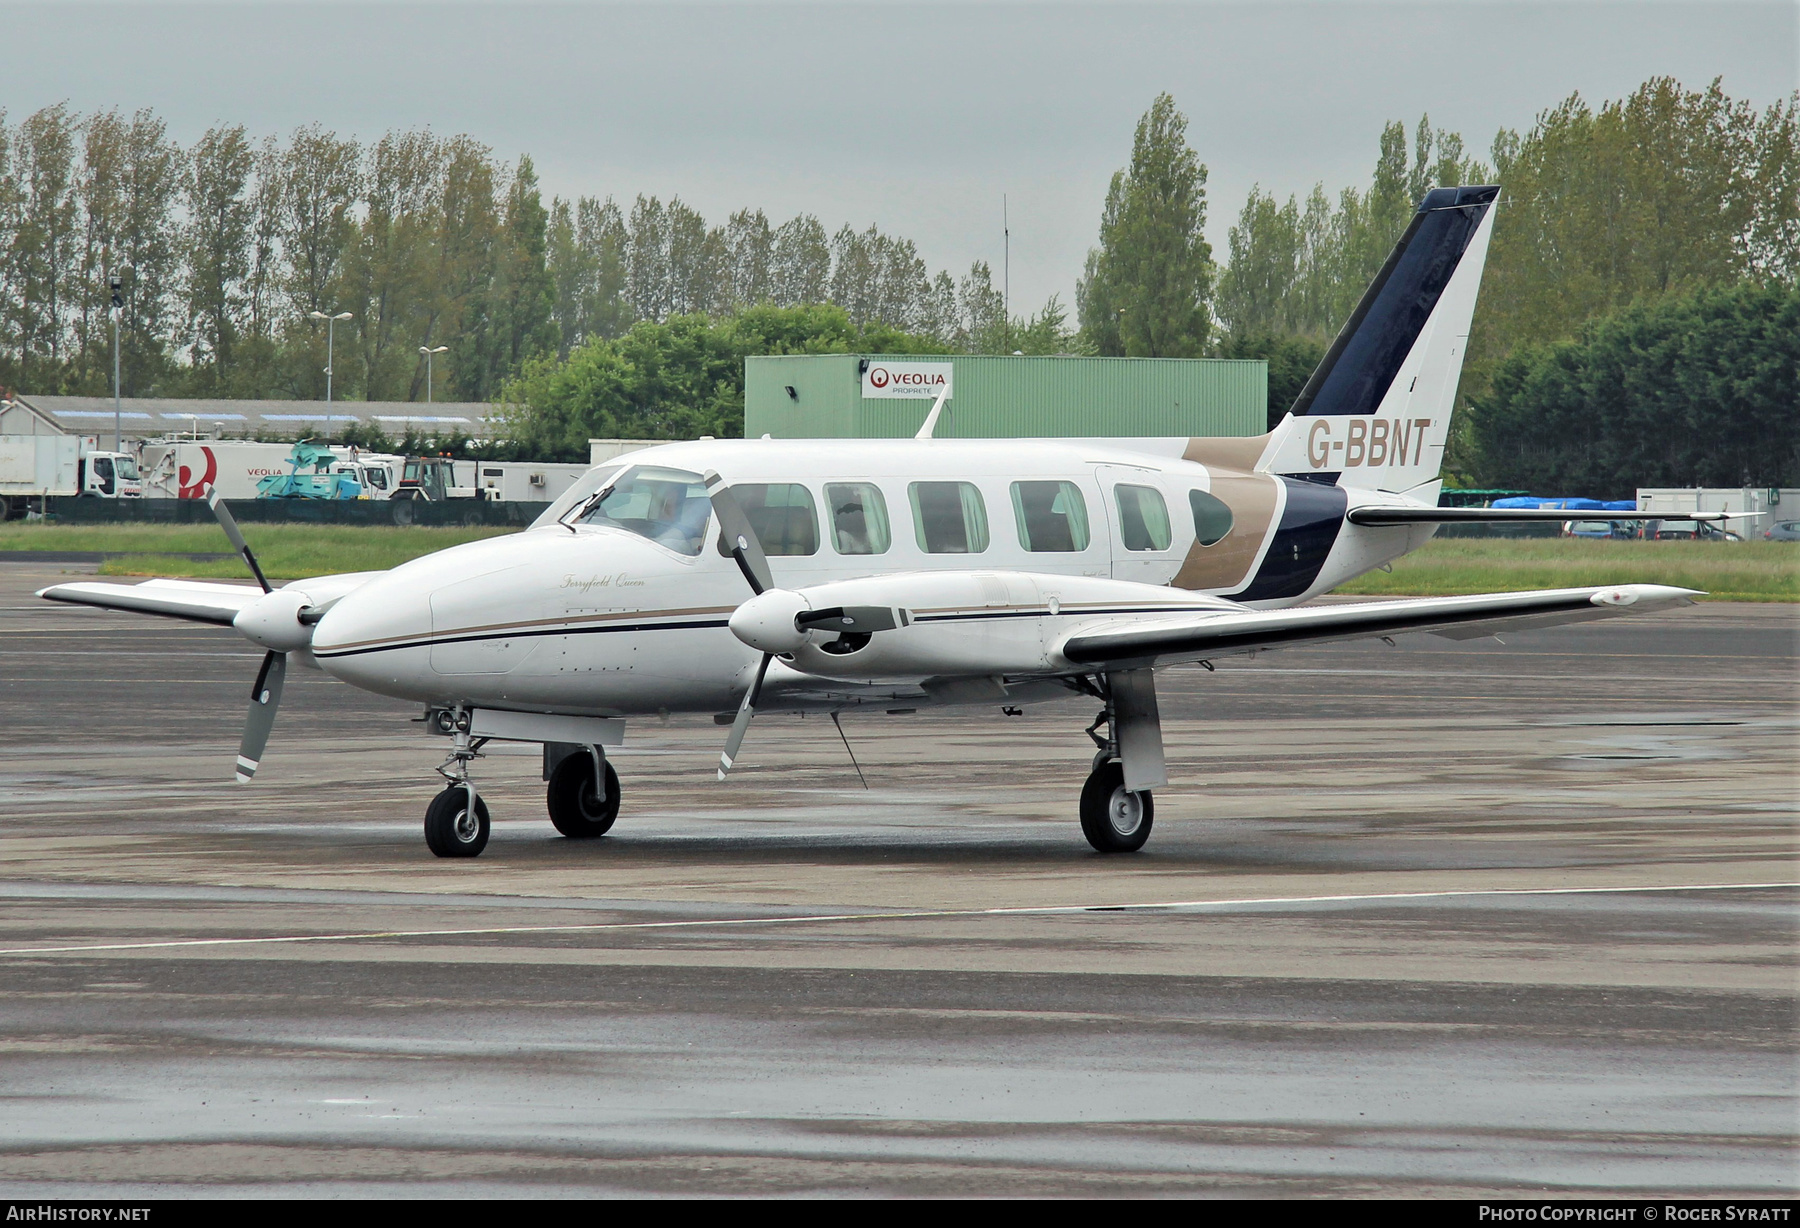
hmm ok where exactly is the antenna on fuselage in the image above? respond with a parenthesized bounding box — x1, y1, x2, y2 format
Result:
(914, 387, 950, 441)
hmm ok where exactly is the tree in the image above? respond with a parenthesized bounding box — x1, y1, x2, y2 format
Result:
(1216, 331, 1326, 429)
(1467, 282, 1799, 495)
(725, 208, 773, 307)
(1077, 93, 1214, 357)
(345, 128, 446, 400)
(1214, 187, 1301, 338)
(770, 214, 829, 306)
(460, 156, 558, 400)
(184, 124, 255, 389)
(112, 109, 183, 395)
(12, 104, 81, 388)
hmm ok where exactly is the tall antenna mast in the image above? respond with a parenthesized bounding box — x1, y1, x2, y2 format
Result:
(1003, 195, 1010, 352)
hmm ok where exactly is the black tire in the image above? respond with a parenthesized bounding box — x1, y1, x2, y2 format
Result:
(424, 785, 490, 857)
(1079, 759, 1153, 853)
(547, 753, 620, 838)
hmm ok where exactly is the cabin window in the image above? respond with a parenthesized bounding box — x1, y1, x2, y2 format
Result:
(1011, 481, 1090, 552)
(1115, 484, 1171, 551)
(909, 481, 988, 554)
(824, 482, 891, 555)
(573, 465, 712, 555)
(1189, 488, 1234, 547)
(713, 483, 819, 557)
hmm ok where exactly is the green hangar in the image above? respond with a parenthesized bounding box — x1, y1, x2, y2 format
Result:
(744, 354, 1267, 440)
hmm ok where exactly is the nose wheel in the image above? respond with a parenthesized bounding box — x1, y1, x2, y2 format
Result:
(424, 784, 490, 857)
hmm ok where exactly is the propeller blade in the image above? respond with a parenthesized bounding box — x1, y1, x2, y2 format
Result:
(236, 650, 287, 782)
(795, 605, 900, 634)
(205, 485, 272, 593)
(703, 470, 773, 596)
(718, 652, 772, 780)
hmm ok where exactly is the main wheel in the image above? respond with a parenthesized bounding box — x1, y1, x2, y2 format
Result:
(546, 753, 620, 838)
(424, 785, 490, 858)
(1079, 760, 1154, 853)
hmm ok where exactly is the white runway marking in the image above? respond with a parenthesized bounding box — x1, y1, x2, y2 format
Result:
(0, 880, 1792, 958)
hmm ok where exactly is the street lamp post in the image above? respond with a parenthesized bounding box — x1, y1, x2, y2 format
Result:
(109, 272, 123, 451)
(308, 310, 354, 404)
(419, 345, 448, 405)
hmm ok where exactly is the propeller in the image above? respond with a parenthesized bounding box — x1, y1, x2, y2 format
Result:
(204, 484, 285, 783)
(237, 648, 287, 783)
(704, 472, 905, 780)
(206, 484, 271, 593)
(705, 471, 778, 779)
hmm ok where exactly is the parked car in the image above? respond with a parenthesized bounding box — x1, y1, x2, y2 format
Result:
(1562, 520, 1639, 540)
(1649, 518, 1741, 542)
(1764, 520, 1800, 541)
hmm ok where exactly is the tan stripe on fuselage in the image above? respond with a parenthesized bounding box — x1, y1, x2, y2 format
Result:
(1171, 466, 1282, 593)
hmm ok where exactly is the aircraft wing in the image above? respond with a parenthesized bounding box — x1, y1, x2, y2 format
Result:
(1057, 584, 1700, 669)
(38, 578, 267, 625)
(37, 572, 385, 628)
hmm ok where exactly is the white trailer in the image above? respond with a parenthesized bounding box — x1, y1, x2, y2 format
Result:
(469, 461, 593, 502)
(0, 434, 142, 516)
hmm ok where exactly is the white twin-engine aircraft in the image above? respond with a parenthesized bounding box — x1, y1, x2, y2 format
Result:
(42, 186, 1711, 858)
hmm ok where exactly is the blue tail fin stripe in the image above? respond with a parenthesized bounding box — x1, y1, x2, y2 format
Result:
(1288, 185, 1499, 419)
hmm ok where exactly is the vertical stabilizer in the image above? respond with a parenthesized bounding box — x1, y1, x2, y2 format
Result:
(1258, 185, 1499, 495)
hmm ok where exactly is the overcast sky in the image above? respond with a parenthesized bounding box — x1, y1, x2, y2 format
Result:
(6, 1, 1796, 313)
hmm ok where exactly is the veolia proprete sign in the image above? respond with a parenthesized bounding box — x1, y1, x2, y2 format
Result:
(861, 361, 953, 400)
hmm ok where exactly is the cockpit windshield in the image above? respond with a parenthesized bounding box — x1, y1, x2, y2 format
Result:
(530, 464, 623, 530)
(567, 465, 713, 556)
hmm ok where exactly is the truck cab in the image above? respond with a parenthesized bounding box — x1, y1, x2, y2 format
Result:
(394, 456, 474, 501)
(78, 452, 142, 498)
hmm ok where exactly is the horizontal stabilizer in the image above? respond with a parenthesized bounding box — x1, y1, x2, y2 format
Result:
(1348, 507, 1756, 526)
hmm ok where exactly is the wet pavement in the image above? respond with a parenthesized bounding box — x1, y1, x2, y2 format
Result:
(0, 561, 1794, 1196)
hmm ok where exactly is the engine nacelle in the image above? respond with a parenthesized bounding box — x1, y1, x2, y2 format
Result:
(775, 571, 1234, 681)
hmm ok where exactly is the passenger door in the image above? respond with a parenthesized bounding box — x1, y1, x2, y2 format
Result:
(1094, 464, 1177, 584)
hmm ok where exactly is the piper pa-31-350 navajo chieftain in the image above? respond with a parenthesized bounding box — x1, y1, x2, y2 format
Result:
(41, 186, 1721, 858)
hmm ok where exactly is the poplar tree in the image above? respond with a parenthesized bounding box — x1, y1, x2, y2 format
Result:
(1077, 93, 1214, 358)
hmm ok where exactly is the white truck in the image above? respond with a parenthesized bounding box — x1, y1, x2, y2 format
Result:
(0, 434, 142, 517)
(141, 440, 308, 500)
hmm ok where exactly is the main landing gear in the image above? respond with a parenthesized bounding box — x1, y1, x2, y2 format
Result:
(421, 709, 625, 858)
(546, 748, 620, 838)
(1075, 671, 1163, 854)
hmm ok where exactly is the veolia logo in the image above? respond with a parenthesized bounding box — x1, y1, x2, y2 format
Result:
(862, 361, 953, 399)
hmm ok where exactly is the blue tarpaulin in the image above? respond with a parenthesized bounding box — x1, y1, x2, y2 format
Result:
(1490, 497, 1638, 512)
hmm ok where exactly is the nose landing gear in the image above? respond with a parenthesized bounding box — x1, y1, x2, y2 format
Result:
(424, 707, 490, 858)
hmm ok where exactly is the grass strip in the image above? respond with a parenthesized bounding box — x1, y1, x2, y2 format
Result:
(0, 523, 515, 580)
(1337, 538, 1800, 602)
(6, 521, 1794, 599)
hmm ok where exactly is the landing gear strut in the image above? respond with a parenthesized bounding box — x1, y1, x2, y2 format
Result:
(424, 708, 490, 858)
(1078, 685, 1155, 853)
